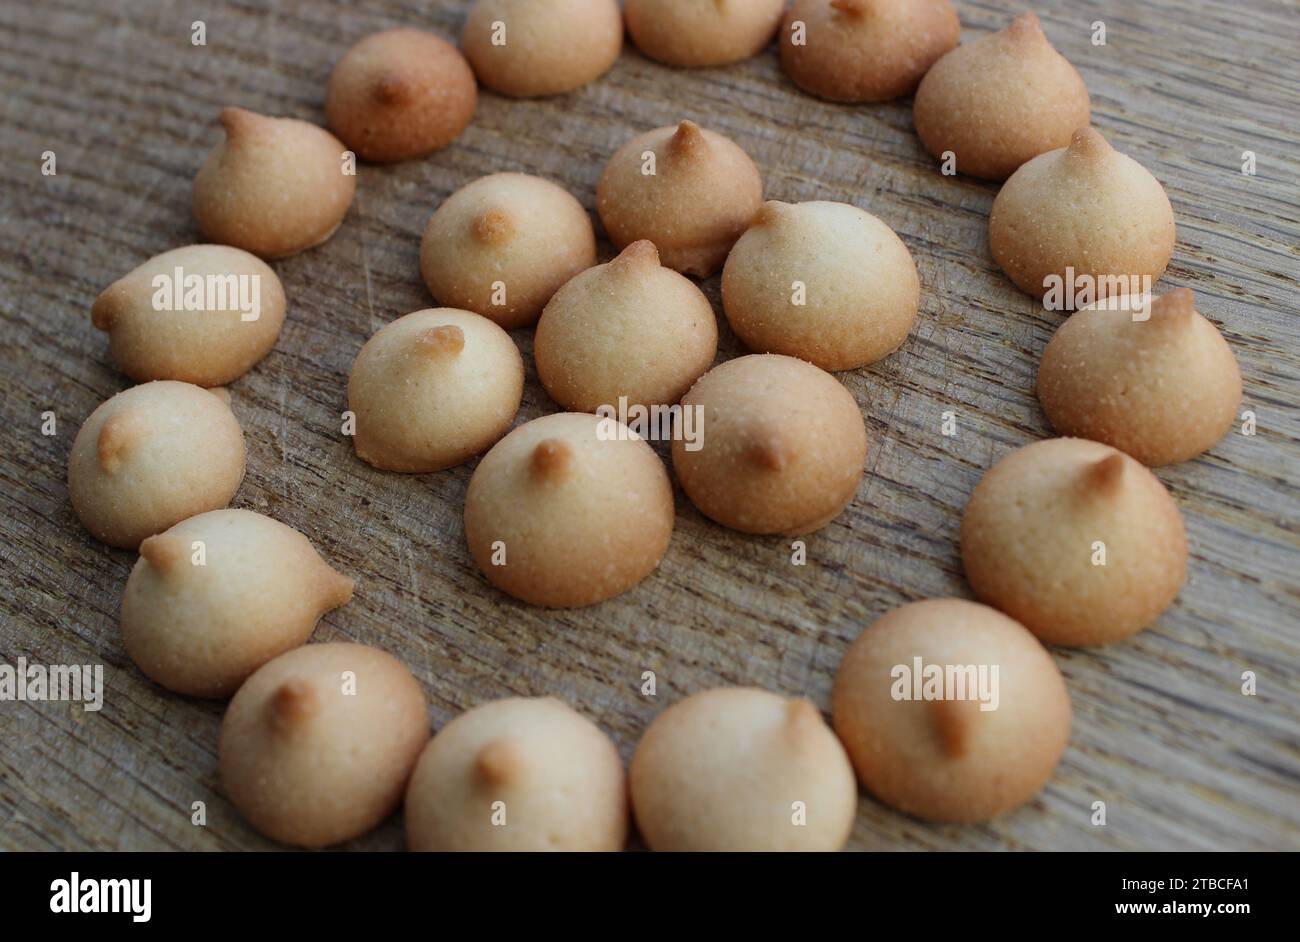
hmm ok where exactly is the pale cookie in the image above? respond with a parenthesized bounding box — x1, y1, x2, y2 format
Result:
(626, 0, 785, 68)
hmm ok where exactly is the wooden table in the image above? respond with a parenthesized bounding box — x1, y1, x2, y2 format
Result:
(2, 0, 1297, 852)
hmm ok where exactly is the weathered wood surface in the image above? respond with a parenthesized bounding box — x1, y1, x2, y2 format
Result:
(1, 0, 1297, 851)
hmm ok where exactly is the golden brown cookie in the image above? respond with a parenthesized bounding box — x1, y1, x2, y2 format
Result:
(68, 382, 245, 549)
(347, 309, 524, 473)
(461, 0, 623, 98)
(535, 240, 718, 412)
(672, 354, 867, 534)
(721, 200, 919, 370)
(960, 438, 1187, 646)
(326, 28, 477, 163)
(91, 245, 286, 387)
(419, 173, 596, 329)
(463, 412, 674, 608)
(832, 598, 1071, 823)
(625, 0, 785, 68)
(630, 688, 857, 851)
(405, 697, 627, 851)
(781, 0, 960, 102)
(990, 126, 1176, 304)
(122, 510, 353, 698)
(219, 642, 429, 848)
(913, 12, 1090, 180)
(597, 120, 763, 277)
(193, 107, 356, 259)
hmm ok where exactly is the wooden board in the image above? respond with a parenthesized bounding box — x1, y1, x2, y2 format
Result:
(1, 0, 1297, 852)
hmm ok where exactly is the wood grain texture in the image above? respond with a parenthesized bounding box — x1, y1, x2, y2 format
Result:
(1, 0, 1297, 851)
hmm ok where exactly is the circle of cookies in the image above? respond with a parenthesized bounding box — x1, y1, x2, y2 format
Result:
(122, 509, 354, 698)
(832, 598, 1072, 823)
(960, 438, 1188, 646)
(405, 697, 627, 851)
(630, 687, 857, 851)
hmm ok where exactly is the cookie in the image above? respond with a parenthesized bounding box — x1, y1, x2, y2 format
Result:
(91, 244, 286, 387)
(68, 382, 245, 549)
(1037, 289, 1241, 466)
(405, 697, 627, 851)
(989, 126, 1176, 304)
(721, 200, 920, 370)
(832, 598, 1071, 822)
(219, 642, 429, 848)
(461, 0, 623, 98)
(463, 412, 674, 608)
(625, 0, 785, 68)
(535, 240, 718, 412)
(960, 438, 1188, 646)
(780, 0, 960, 103)
(913, 12, 1090, 180)
(121, 510, 354, 698)
(630, 688, 857, 851)
(193, 107, 356, 259)
(597, 120, 763, 277)
(326, 28, 477, 163)
(419, 173, 596, 330)
(347, 309, 523, 474)
(672, 354, 867, 535)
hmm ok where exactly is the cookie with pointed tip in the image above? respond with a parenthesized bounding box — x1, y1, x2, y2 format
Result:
(463, 412, 674, 607)
(961, 438, 1187, 646)
(913, 12, 1090, 180)
(722, 200, 919, 370)
(325, 29, 476, 163)
(192, 107, 356, 259)
(597, 120, 764, 277)
(1038, 290, 1241, 465)
(535, 241, 718, 412)
(68, 382, 245, 549)
(625, 0, 786, 67)
(122, 510, 354, 698)
(990, 127, 1176, 303)
(832, 598, 1071, 822)
(219, 642, 429, 848)
(672, 354, 867, 535)
(405, 697, 627, 851)
(91, 245, 286, 387)
(347, 309, 524, 473)
(420, 173, 596, 329)
(630, 687, 856, 851)
(780, 0, 960, 102)
(461, 0, 623, 98)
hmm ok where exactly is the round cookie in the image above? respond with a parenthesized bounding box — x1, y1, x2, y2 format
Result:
(630, 688, 857, 851)
(419, 173, 596, 330)
(122, 510, 355, 698)
(192, 107, 356, 259)
(326, 28, 477, 163)
(780, 0, 961, 103)
(625, 0, 785, 68)
(68, 382, 245, 549)
(1037, 290, 1241, 465)
(989, 127, 1176, 304)
(405, 697, 627, 851)
(913, 12, 1090, 181)
(461, 0, 623, 98)
(463, 412, 674, 608)
(672, 354, 867, 535)
(347, 309, 524, 473)
(91, 245, 286, 387)
(597, 120, 764, 277)
(960, 438, 1187, 646)
(535, 240, 718, 413)
(219, 642, 429, 848)
(832, 598, 1071, 823)
(721, 200, 920, 371)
